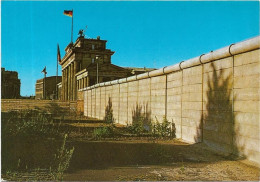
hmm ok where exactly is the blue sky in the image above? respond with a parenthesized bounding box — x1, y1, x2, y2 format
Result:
(1, 1, 259, 96)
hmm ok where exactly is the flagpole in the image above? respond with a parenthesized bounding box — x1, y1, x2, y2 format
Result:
(56, 44, 58, 99)
(71, 9, 73, 43)
(44, 70, 46, 100)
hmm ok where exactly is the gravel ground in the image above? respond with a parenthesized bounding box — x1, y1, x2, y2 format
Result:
(64, 139, 260, 181)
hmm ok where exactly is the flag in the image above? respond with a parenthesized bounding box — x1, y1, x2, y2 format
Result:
(57, 44, 61, 62)
(41, 66, 47, 74)
(64, 10, 73, 17)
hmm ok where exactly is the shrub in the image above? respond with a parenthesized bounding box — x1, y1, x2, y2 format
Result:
(52, 134, 74, 180)
(93, 126, 113, 139)
(129, 104, 151, 135)
(2, 110, 59, 138)
(152, 116, 172, 137)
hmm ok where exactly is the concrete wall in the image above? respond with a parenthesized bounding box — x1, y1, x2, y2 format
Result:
(82, 36, 260, 166)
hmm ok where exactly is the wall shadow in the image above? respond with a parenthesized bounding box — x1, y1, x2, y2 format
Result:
(200, 62, 243, 158)
(104, 97, 115, 123)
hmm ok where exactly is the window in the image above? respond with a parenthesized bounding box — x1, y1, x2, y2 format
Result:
(92, 58, 95, 63)
(92, 44, 95, 50)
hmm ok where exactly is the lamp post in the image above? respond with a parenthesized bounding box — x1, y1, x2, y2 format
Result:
(96, 55, 100, 84)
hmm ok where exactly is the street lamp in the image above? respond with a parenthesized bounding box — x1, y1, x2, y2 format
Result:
(96, 55, 100, 84)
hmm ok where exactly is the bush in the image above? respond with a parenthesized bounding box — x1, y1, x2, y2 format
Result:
(152, 116, 172, 137)
(93, 126, 114, 139)
(129, 104, 151, 135)
(52, 134, 74, 180)
(2, 110, 60, 138)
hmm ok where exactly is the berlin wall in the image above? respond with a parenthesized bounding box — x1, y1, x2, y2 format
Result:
(82, 36, 260, 166)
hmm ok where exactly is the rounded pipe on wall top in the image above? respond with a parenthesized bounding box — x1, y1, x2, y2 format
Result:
(163, 64, 181, 74)
(136, 72, 149, 80)
(230, 36, 260, 55)
(180, 57, 201, 69)
(179, 61, 184, 70)
(148, 67, 164, 77)
(99, 82, 105, 87)
(118, 78, 127, 84)
(111, 80, 118, 85)
(127, 75, 137, 82)
(104, 81, 111, 86)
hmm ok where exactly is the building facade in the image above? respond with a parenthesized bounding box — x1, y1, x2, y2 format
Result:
(35, 76, 61, 99)
(59, 32, 156, 101)
(1, 68, 20, 99)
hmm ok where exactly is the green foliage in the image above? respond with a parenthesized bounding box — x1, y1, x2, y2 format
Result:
(93, 126, 114, 139)
(52, 134, 74, 181)
(104, 97, 115, 124)
(152, 116, 172, 137)
(129, 104, 151, 135)
(2, 110, 60, 138)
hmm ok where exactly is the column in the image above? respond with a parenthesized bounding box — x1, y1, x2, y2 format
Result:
(68, 65, 71, 100)
(71, 62, 74, 100)
(62, 70, 64, 100)
(86, 77, 89, 87)
(74, 61, 78, 100)
(65, 68, 68, 100)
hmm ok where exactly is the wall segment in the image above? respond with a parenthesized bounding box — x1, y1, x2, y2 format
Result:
(82, 36, 260, 166)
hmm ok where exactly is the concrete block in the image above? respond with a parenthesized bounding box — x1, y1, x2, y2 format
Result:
(203, 90, 233, 102)
(167, 71, 182, 81)
(234, 136, 260, 153)
(183, 66, 202, 77)
(182, 125, 202, 143)
(203, 110, 233, 124)
(235, 112, 259, 127)
(168, 87, 182, 95)
(233, 74, 259, 89)
(217, 132, 233, 145)
(182, 84, 202, 93)
(182, 117, 201, 128)
(203, 67, 233, 85)
(234, 49, 260, 67)
(151, 82, 166, 90)
(203, 100, 232, 111)
(234, 62, 260, 78)
(182, 92, 202, 102)
(151, 89, 166, 96)
(234, 123, 259, 139)
(234, 100, 259, 113)
(234, 88, 259, 101)
(151, 75, 166, 84)
(167, 79, 182, 88)
(167, 95, 181, 102)
(203, 57, 233, 73)
(182, 110, 202, 120)
(183, 75, 202, 85)
(167, 109, 182, 117)
(167, 102, 181, 110)
(182, 101, 203, 110)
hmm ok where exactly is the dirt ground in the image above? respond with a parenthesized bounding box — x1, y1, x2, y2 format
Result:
(63, 139, 260, 181)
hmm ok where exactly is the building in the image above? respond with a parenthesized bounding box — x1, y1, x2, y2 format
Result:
(1, 68, 21, 99)
(35, 76, 61, 100)
(59, 31, 155, 101)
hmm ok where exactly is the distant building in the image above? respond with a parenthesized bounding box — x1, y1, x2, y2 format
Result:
(59, 31, 156, 101)
(35, 76, 61, 100)
(1, 68, 21, 99)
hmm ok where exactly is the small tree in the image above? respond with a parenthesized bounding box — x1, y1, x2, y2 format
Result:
(104, 97, 115, 124)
